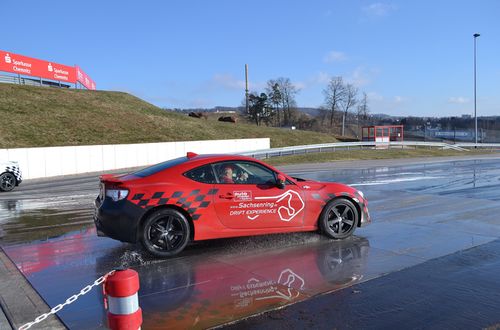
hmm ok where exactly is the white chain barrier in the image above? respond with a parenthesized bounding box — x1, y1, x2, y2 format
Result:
(18, 270, 116, 330)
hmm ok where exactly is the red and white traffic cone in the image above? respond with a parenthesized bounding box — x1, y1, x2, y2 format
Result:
(104, 269, 142, 330)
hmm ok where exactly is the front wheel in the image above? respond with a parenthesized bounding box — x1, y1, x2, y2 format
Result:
(141, 209, 190, 257)
(320, 198, 359, 239)
(0, 172, 16, 192)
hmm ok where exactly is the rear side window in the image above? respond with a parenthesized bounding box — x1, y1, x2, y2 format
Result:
(184, 164, 217, 184)
(132, 157, 188, 177)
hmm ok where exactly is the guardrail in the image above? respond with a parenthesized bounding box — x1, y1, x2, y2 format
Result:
(454, 142, 500, 148)
(240, 141, 500, 159)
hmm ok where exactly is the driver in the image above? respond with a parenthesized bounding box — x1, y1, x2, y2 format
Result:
(219, 165, 249, 184)
(220, 165, 234, 183)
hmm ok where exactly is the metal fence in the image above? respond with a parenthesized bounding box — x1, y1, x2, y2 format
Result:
(0, 74, 41, 87)
(241, 141, 500, 159)
(0, 74, 71, 88)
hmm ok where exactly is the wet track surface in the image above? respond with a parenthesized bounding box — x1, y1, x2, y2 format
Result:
(1, 156, 500, 329)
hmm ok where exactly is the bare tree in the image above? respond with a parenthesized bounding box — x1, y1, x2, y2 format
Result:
(356, 92, 369, 136)
(341, 83, 358, 136)
(266, 80, 282, 127)
(323, 77, 346, 128)
(275, 77, 298, 126)
(357, 92, 369, 121)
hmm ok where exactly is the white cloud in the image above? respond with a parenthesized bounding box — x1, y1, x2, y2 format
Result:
(346, 67, 370, 87)
(367, 92, 384, 102)
(362, 3, 397, 17)
(197, 73, 265, 93)
(311, 72, 332, 85)
(323, 51, 347, 63)
(212, 74, 246, 90)
(293, 82, 306, 90)
(365, 94, 409, 115)
(294, 72, 331, 90)
(393, 96, 406, 104)
(346, 66, 381, 87)
(301, 67, 378, 90)
(448, 96, 470, 104)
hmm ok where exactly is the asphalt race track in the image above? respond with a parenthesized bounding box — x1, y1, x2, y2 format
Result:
(1, 154, 500, 329)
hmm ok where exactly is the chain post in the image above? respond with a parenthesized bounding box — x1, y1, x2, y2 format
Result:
(18, 270, 115, 330)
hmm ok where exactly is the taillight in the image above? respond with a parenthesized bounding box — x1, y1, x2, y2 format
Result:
(105, 188, 129, 201)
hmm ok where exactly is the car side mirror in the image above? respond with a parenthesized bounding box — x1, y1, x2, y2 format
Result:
(277, 174, 286, 189)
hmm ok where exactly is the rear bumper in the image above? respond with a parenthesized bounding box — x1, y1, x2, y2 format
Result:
(94, 197, 147, 243)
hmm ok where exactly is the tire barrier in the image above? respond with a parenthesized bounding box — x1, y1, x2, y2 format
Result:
(104, 269, 142, 330)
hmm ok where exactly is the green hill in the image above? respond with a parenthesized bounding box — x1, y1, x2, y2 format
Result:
(0, 84, 337, 149)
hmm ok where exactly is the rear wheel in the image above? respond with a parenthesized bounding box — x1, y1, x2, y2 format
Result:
(141, 209, 190, 257)
(320, 198, 358, 239)
(0, 172, 16, 192)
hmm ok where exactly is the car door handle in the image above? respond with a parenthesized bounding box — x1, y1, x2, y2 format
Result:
(219, 193, 234, 199)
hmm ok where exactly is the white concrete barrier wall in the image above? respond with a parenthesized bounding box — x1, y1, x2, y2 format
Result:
(0, 138, 270, 180)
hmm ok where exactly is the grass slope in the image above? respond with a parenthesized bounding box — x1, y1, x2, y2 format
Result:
(265, 148, 496, 165)
(0, 84, 336, 149)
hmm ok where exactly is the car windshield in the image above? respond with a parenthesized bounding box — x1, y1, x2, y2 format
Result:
(132, 156, 188, 177)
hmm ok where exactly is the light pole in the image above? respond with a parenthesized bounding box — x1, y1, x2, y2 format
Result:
(473, 33, 480, 144)
(245, 64, 249, 115)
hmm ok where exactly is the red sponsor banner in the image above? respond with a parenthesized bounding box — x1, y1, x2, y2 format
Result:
(0, 50, 76, 83)
(76, 65, 96, 90)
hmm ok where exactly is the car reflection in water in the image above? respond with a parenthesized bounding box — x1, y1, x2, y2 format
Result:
(112, 237, 370, 329)
(4, 226, 369, 330)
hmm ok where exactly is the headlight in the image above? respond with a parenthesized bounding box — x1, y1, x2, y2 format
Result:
(105, 189, 129, 201)
(357, 190, 364, 198)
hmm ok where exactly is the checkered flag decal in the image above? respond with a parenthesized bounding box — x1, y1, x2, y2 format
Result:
(129, 188, 219, 221)
(313, 190, 369, 221)
(3, 164, 22, 182)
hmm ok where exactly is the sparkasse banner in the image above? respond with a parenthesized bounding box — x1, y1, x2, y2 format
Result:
(0, 50, 76, 83)
(76, 65, 96, 90)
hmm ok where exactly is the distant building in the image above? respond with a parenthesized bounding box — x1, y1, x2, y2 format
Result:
(362, 125, 404, 142)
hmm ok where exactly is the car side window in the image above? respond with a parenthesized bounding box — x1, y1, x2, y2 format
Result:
(184, 164, 217, 184)
(213, 161, 276, 185)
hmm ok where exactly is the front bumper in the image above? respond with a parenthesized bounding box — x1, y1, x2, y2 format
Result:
(353, 196, 371, 227)
(359, 207, 371, 227)
(94, 197, 147, 243)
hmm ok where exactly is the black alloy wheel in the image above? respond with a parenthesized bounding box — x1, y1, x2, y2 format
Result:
(320, 198, 359, 239)
(141, 209, 190, 257)
(0, 172, 16, 192)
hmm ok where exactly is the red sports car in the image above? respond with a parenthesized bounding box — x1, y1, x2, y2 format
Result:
(94, 153, 370, 257)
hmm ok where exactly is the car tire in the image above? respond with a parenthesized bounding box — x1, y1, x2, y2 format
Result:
(141, 209, 190, 258)
(319, 198, 359, 239)
(0, 172, 16, 192)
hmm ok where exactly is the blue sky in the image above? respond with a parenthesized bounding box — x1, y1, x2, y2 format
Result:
(2, 1, 499, 116)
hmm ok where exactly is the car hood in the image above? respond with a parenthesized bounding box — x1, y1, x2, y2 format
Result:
(293, 179, 327, 191)
(293, 178, 361, 196)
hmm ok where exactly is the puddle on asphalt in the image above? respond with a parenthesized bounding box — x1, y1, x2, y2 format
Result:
(294, 159, 500, 200)
(0, 202, 94, 245)
(3, 227, 371, 330)
(2, 157, 500, 328)
(0, 191, 96, 244)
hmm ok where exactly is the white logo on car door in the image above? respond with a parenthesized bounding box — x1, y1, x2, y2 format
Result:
(253, 190, 305, 222)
